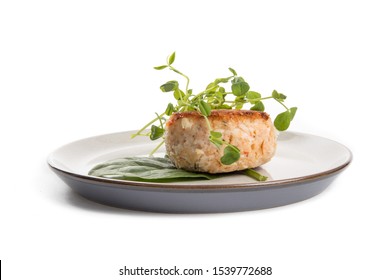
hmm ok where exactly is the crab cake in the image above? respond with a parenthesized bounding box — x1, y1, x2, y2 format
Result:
(164, 110, 277, 173)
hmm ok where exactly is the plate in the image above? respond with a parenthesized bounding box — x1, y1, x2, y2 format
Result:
(48, 131, 352, 213)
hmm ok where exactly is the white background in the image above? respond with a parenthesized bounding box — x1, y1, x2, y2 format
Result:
(1, 0, 389, 279)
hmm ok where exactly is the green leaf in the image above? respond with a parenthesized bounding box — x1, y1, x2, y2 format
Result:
(209, 137, 223, 147)
(216, 104, 232, 109)
(173, 88, 185, 100)
(168, 52, 176, 65)
(89, 157, 217, 182)
(232, 76, 245, 83)
(289, 107, 298, 120)
(206, 82, 216, 90)
(233, 95, 245, 109)
(242, 169, 268, 181)
(228, 67, 237, 76)
(154, 65, 167, 70)
(220, 145, 240, 165)
(274, 110, 291, 131)
(234, 102, 244, 110)
(165, 103, 175, 116)
(250, 101, 265, 111)
(205, 83, 218, 93)
(214, 77, 231, 84)
(272, 90, 286, 101)
(279, 93, 287, 100)
(210, 92, 224, 105)
(272, 89, 280, 99)
(150, 125, 164, 140)
(89, 157, 267, 182)
(246, 91, 261, 104)
(209, 131, 223, 147)
(232, 82, 250, 96)
(199, 100, 211, 117)
(231, 77, 250, 96)
(160, 80, 178, 92)
(210, 131, 222, 138)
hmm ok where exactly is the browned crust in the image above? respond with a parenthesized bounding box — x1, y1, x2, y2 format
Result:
(166, 109, 270, 127)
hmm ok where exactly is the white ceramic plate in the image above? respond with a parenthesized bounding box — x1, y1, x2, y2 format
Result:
(48, 131, 352, 213)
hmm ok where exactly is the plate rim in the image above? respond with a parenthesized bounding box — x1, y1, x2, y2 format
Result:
(47, 130, 353, 191)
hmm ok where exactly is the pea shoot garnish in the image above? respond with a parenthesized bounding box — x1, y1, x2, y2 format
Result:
(131, 52, 297, 167)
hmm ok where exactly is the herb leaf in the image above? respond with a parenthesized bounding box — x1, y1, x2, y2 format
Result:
(274, 110, 292, 131)
(160, 80, 178, 92)
(150, 125, 164, 140)
(199, 100, 211, 117)
(250, 101, 265, 111)
(221, 145, 241, 165)
(290, 107, 298, 120)
(210, 131, 222, 138)
(165, 103, 175, 116)
(154, 65, 167, 70)
(168, 52, 176, 65)
(272, 89, 287, 101)
(246, 91, 261, 104)
(228, 67, 237, 76)
(231, 77, 250, 96)
(209, 131, 223, 147)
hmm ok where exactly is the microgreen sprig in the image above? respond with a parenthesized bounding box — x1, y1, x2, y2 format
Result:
(132, 52, 297, 167)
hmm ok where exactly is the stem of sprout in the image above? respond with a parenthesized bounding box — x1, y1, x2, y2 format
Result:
(203, 115, 212, 131)
(274, 98, 290, 110)
(149, 140, 165, 156)
(169, 65, 190, 96)
(131, 112, 165, 139)
(155, 112, 164, 128)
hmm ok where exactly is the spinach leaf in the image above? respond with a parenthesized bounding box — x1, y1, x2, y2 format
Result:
(88, 157, 217, 182)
